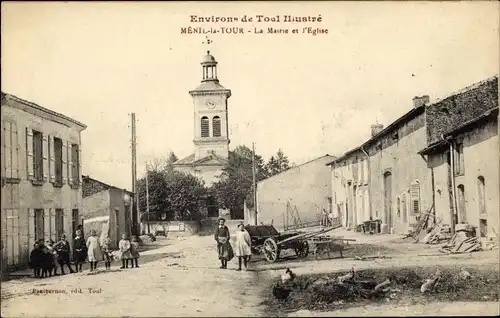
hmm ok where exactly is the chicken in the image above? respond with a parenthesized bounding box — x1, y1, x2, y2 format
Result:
(459, 268, 471, 280)
(280, 268, 296, 284)
(421, 269, 441, 293)
(337, 267, 355, 283)
(272, 284, 291, 301)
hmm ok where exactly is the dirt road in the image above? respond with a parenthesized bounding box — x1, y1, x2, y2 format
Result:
(1, 235, 266, 317)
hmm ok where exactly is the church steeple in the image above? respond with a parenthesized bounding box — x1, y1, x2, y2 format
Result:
(201, 50, 218, 82)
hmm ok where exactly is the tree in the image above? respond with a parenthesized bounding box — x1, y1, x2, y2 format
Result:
(136, 167, 207, 222)
(211, 145, 267, 218)
(165, 151, 179, 171)
(265, 149, 291, 177)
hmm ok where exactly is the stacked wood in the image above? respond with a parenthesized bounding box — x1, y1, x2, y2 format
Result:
(439, 232, 482, 254)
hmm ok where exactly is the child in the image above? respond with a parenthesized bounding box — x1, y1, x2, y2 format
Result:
(118, 234, 133, 269)
(101, 238, 113, 270)
(46, 240, 59, 276)
(86, 229, 103, 272)
(130, 236, 140, 268)
(234, 223, 252, 271)
(39, 240, 55, 278)
(29, 243, 43, 278)
(54, 234, 75, 274)
(73, 230, 87, 272)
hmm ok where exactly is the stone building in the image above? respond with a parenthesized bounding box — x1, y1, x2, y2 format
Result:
(254, 155, 334, 230)
(173, 51, 232, 218)
(1, 92, 86, 269)
(419, 76, 498, 239)
(329, 97, 432, 234)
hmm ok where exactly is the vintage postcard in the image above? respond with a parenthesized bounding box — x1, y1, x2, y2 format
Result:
(1, 1, 499, 317)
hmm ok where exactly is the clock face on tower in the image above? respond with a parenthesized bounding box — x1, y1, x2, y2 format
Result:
(205, 99, 216, 109)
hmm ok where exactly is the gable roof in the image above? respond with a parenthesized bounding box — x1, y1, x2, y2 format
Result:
(172, 152, 228, 167)
(82, 175, 133, 198)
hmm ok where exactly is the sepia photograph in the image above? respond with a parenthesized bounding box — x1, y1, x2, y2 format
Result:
(1, 1, 499, 317)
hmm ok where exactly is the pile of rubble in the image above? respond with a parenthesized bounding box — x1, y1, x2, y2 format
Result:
(439, 224, 481, 254)
(422, 224, 453, 244)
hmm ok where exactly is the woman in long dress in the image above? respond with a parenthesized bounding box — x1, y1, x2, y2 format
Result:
(86, 230, 103, 272)
(214, 218, 233, 269)
(234, 223, 252, 271)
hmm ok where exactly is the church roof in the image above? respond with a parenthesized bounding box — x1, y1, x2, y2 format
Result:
(192, 81, 228, 92)
(173, 152, 228, 167)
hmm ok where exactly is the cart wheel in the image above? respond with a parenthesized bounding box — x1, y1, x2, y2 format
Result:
(263, 238, 279, 263)
(295, 240, 309, 258)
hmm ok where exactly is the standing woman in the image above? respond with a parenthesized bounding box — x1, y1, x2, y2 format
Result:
(73, 230, 87, 272)
(234, 223, 252, 271)
(86, 230, 103, 272)
(214, 218, 233, 269)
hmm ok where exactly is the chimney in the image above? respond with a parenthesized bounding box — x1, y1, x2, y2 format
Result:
(371, 123, 384, 137)
(412, 95, 430, 108)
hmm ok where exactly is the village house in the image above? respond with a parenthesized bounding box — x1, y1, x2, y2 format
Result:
(418, 76, 499, 240)
(1, 92, 86, 270)
(81, 176, 133, 248)
(329, 96, 432, 235)
(253, 155, 334, 230)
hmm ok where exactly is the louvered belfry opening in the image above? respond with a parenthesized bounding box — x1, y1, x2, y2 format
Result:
(201, 116, 210, 137)
(212, 116, 221, 137)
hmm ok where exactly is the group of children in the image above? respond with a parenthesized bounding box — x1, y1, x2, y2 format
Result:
(29, 232, 141, 278)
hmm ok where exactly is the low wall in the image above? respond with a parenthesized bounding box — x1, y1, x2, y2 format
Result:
(141, 220, 201, 236)
(200, 219, 245, 235)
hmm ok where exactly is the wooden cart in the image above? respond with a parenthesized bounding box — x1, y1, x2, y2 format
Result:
(244, 224, 341, 263)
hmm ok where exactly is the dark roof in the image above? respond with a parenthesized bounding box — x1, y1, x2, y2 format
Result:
(82, 175, 133, 194)
(418, 107, 499, 155)
(327, 105, 426, 165)
(2, 92, 87, 129)
(172, 152, 228, 167)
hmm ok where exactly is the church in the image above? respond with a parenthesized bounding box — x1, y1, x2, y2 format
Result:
(172, 51, 231, 218)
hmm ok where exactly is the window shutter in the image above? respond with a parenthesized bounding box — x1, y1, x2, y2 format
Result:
(49, 208, 56, 241)
(42, 134, 49, 182)
(11, 122, 19, 179)
(28, 209, 35, 247)
(61, 141, 67, 183)
(44, 208, 50, 241)
(49, 135, 56, 183)
(78, 146, 82, 185)
(26, 128, 34, 180)
(410, 182, 420, 215)
(3, 121, 12, 178)
(67, 142, 74, 185)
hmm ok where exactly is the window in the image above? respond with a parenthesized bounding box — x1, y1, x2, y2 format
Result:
(34, 209, 44, 241)
(479, 219, 488, 237)
(352, 160, 358, 180)
(72, 209, 79, 239)
(454, 143, 464, 175)
(71, 144, 80, 184)
(360, 159, 364, 183)
(477, 176, 486, 215)
(55, 209, 64, 239)
(410, 181, 420, 214)
(212, 116, 221, 137)
(396, 197, 401, 218)
(3, 121, 19, 180)
(54, 138, 63, 184)
(33, 130, 43, 181)
(201, 116, 209, 137)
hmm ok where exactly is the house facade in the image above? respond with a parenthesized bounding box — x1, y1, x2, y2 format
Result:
(82, 176, 133, 248)
(329, 97, 432, 234)
(419, 76, 498, 239)
(1, 92, 86, 269)
(254, 155, 334, 230)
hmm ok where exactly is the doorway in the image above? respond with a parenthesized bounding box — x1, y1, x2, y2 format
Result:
(383, 171, 393, 231)
(457, 184, 466, 223)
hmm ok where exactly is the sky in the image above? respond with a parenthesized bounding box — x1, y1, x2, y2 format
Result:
(2, 1, 499, 191)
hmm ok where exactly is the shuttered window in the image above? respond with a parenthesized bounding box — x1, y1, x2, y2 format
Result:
(3, 121, 19, 180)
(71, 144, 80, 184)
(32, 131, 43, 181)
(54, 138, 63, 184)
(401, 193, 407, 223)
(34, 209, 44, 241)
(55, 209, 64, 239)
(201, 117, 209, 137)
(410, 181, 420, 215)
(212, 116, 221, 137)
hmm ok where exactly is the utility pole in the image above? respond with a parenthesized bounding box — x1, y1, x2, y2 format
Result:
(146, 163, 150, 234)
(252, 142, 258, 225)
(131, 113, 138, 236)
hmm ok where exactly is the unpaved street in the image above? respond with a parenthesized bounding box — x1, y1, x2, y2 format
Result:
(1, 235, 267, 317)
(2, 230, 499, 317)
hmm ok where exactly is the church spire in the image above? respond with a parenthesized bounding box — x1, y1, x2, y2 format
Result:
(201, 50, 218, 83)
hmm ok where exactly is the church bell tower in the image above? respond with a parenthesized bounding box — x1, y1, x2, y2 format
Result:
(189, 51, 232, 161)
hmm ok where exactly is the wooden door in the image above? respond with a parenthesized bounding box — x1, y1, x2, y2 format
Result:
(383, 172, 393, 230)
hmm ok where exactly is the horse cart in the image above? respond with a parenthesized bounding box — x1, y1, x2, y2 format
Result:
(244, 224, 343, 263)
